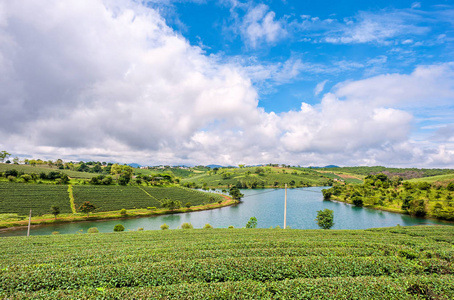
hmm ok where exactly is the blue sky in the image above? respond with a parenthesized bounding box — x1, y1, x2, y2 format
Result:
(0, 0, 453, 167)
(159, 0, 453, 112)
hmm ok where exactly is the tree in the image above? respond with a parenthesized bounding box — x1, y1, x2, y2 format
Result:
(447, 182, 454, 191)
(160, 198, 181, 210)
(50, 205, 60, 219)
(315, 209, 334, 229)
(229, 186, 244, 200)
(0, 151, 11, 163)
(322, 189, 332, 200)
(352, 196, 363, 207)
(246, 217, 257, 228)
(110, 164, 133, 184)
(113, 224, 125, 232)
(79, 201, 96, 217)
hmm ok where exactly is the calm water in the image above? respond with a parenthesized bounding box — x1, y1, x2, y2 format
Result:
(1, 187, 450, 237)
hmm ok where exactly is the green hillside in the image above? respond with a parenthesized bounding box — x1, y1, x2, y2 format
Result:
(181, 166, 336, 188)
(0, 163, 97, 179)
(407, 173, 454, 185)
(0, 182, 224, 219)
(0, 226, 453, 299)
(319, 166, 454, 180)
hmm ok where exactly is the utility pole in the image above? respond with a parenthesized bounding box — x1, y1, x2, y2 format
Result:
(284, 183, 287, 229)
(27, 209, 31, 237)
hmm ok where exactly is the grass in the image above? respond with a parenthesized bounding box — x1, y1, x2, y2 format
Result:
(406, 173, 454, 185)
(181, 166, 334, 188)
(0, 226, 453, 299)
(0, 163, 97, 179)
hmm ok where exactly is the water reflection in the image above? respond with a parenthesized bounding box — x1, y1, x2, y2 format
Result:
(1, 187, 451, 237)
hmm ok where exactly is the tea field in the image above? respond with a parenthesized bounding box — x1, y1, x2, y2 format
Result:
(0, 182, 71, 216)
(0, 182, 223, 218)
(72, 185, 220, 211)
(0, 226, 453, 299)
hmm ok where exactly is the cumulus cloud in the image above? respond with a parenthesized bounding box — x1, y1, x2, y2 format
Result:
(0, 0, 453, 167)
(225, 2, 287, 48)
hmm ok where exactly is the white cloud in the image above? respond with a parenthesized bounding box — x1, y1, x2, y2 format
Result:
(228, 3, 287, 48)
(324, 10, 429, 44)
(314, 80, 328, 96)
(1, 1, 454, 167)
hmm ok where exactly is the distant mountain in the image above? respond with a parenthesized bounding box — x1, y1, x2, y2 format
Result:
(206, 164, 223, 169)
(309, 165, 340, 169)
(128, 163, 141, 168)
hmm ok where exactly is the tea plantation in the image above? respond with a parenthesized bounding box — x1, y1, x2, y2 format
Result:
(1, 226, 453, 299)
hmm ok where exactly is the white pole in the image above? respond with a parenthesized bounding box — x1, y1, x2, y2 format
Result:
(27, 209, 31, 237)
(284, 183, 287, 229)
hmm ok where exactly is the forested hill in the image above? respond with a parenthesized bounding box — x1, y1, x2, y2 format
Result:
(318, 166, 454, 180)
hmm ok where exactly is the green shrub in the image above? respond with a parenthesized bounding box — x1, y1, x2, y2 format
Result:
(315, 209, 334, 229)
(246, 217, 257, 228)
(137, 227, 144, 231)
(203, 223, 213, 229)
(147, 207, 156, 210)
(181, 222, 193, 230)
(120, 208, 127, 216)
(228, 225, 234, 229)
(87, 227, 99, 233)
(160, 223, 169, 230)
(185, 202, 191, 208)
(113, 224, 125, 232)
(352, 196, 363, 207)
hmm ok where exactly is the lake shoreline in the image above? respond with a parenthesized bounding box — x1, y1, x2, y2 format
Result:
(0, 195, 237, 233)
(327, 197, 454, 225)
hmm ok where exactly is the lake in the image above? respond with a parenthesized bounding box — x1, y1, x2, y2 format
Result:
(1, 187, 450, 236)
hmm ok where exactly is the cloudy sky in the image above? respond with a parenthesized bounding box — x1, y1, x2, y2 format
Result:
(0, 0, 453, 167)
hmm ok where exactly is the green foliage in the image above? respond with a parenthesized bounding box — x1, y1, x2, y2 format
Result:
(228, 225, 234, 229)
(0, 150, 11, 163)
(1, 226, 454, 299)
(417, 182, 431, 190)
(352, 196, 363, 207)
(246, 217, 257, 228)
(447, 182, 454, 191)
(160, 198, 181, 210)
(181, 222, 193, 229)
(120, 209, 127, 216)
(87, 227, 99, 233)
(79, 201, 96, 217)
(113, 224, 125, 232)
(322, 189, 332, 200)
(315, 209, 334, 229)
(50, 206, 60, 219)
(229, 186, 244, 200)
(160, 223, 169, 230)
(203, 223, 213, 229)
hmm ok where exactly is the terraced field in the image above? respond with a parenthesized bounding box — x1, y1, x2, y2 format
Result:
(0, 182, 71, 215)
(0, 163, 96, 179)
(0, 226, 453, 299)
(142, 186, 224, 204)
(72, 185, 221, 211)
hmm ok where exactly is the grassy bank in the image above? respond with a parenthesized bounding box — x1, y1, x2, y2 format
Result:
(1, 226, 453, 299)
(0, 195, 236, 230)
